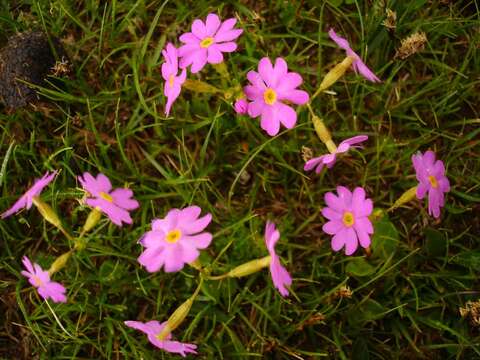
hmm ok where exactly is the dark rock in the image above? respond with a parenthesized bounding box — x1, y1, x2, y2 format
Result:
(0, 31, 66, 109)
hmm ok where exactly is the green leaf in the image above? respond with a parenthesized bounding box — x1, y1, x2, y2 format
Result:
(371, 216, 399, 259)
(346, 257, 376, 277)
(352, 338, 370, 360)
(450, 251, 480, 270)
(424, 228, 447, 257)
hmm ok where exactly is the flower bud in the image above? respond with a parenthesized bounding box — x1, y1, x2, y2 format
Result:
(82, 208, 102, 233)
(389, 186, 418, 212)
(227, 256, 271, 278)
(48, 251, 72, 275)
(234, 98, 248, 115)
(32, 196, 62, 228)
(318, 56, 354, 92)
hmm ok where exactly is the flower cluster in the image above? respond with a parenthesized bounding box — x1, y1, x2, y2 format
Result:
(161, 13, 243, 116)
(1, 12, 453, 359)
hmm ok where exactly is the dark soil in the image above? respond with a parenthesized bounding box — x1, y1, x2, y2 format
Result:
(0, 31, 65, 110)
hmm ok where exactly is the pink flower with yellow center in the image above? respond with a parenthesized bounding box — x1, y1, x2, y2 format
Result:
(162, 43, 187, 116)
(178, 13, 243, 73)
(412, 150, 450, 218)
(21, 256, 67, 303)
(328, 28, 381, 83)
(264, 221, 292, 297)
(137, 206, 212, 273)
(124, 320, 197, 356)
(304, 135, 368, 173)
(244, 57, 309, 136)
(1, 170, 57, 218)
(322, 186, 374, 256)
(78, 172, 139, 226)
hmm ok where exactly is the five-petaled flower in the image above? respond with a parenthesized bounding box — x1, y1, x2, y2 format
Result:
(264, 221, 292, 297)
(412, 150, 450, 218)
(328, 28, 381, 83)
(162, 43, 187, 116)
(244, 57, 309, 136)
(178, 13, 243, 73)
(21, 256, 67, 303)
(78, 172, 139, 226)
(138, 206, 212, 273)
(124, 320, 197, 357)
(322, 186, 374, 256)
(1, 171, 57, 219)
(304, 135, 368, 173)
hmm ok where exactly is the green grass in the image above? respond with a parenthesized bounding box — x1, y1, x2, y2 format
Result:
(1, 0, 480, 359)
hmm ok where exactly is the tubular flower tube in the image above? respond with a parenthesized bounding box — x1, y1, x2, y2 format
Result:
(78, 172, 139, 226)
(328, 28, 381, 82)
(1, 170, 57, 218)
(162, 43, 187, 116)
(124, 320, 197, 357)
(21, 256, 67, 303)
(243, 57, 309, 136)
(304, 135, 368, 174)
(264, 221, 292, 297)
(322, 186, 374, 256)
(178, 13, 243, 74)
(137, 206, 212, 273)
(412, 150, 450, 218)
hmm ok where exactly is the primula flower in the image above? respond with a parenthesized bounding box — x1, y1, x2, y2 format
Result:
(178, 13, 243, 73)
(162, 43, 187, 116)
(322, 186, 374, 256)
(234, 98, 248, 114)
(138, 206, 212, 273)
(264, 221, 292, 297)
(244, 57, 309, 136)
(78, 172, 139, 226)
(304, 135, 368, 173)
(21, 256, 66, 303)
(1, 170, 57, 219)
(328, 28, 381, 82)
(412, 150, 450, 218)
(124, 320, 197, 357)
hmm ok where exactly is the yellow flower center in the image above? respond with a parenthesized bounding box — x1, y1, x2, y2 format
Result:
(200, 37, 214, 48)
(263, 88, 277, 105)
(99, 192, 113, 202)
(165, 229, 182, 244)
(32, 275, 43, 286)
(168, 74, 175, 88)
(428, 175, 438, 189)
(342, 211, 355, 227)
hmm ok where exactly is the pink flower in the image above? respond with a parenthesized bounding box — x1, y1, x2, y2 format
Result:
(138, 206, 212, 273)
(412, 150, 450, 218)
(1, 171, 57, 218)
(162, 43, 187, 116)
(178, 13, 243, 73)
(234, 98, 248, 114)
(78, 172, 139, 226)
(304, 135, 368, 173)
(124, 320, 197, 357)
(322, 186, 374, 256)
(21, 256, 66, 303)
(264, 221, 292, 297)
(328, 28, 381, 83)
(244, 57, 309, 136)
